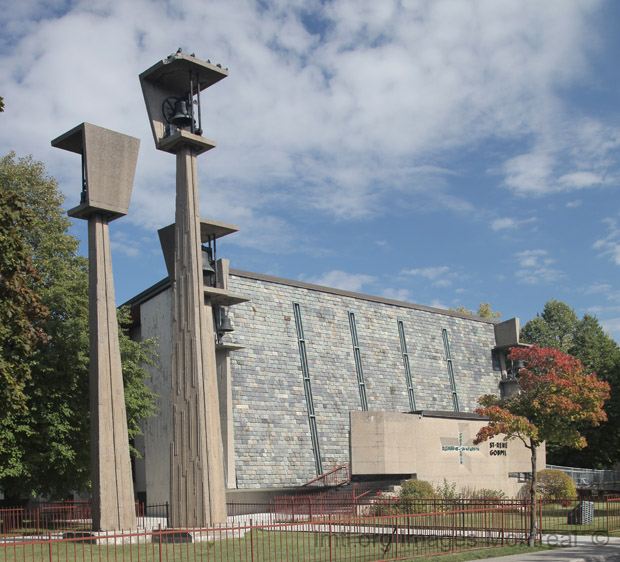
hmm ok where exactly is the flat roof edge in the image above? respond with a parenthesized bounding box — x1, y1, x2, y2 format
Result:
(121, 269, 501, 326)
(229, 269, 498, 324)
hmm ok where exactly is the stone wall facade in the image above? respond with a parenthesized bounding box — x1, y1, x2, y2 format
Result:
(132, 269, 503, 495)
(226, 270, 501, 489)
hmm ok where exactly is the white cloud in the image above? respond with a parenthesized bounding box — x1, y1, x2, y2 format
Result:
(429, 299, 449, 310)
(515, 250, 547, 269)
(400, 265, 463, 288)
(499, 119, 619, 198)
(381, 288, 412, 302)
(600, 317, 620, 343)
(110, 233, 142, 257)
(559, 171, 603, 189)
(594, 217, 620, 266)
(514, 249, 563, 284)
(491, 217, 537, 231)
(401, 266, 450, 280)
(566, 200, 583, 208)
(583, 282, 613, 296)
(503, 152, 555, 196)
(491, 218, 517, 231)
(0, 0, 614, 238)
(301, 270, 375, 292)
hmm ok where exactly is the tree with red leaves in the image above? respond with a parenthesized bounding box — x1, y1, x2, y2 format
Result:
(474, 346, 610, 546)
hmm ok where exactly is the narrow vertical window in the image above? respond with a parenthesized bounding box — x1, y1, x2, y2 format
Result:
(348, 312, 369, 411)
(293, 302, 322, 476)
(442, 328, 460, 412)
(398, 320, 417, 411)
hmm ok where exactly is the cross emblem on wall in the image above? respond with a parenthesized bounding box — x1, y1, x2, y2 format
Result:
(440, 425, 480, 470)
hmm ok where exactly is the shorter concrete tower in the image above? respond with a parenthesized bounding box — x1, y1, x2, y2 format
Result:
(52, 123, 140, 531)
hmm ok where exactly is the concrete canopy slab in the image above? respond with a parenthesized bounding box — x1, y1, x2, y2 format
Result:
(494, 318, 521, 348)
(140, 53, 228, 91)
(139, 52, 228, 153)
(158, 218, 240, 281)
(52, 123, 139, 221)
(157, 130, 216, 155)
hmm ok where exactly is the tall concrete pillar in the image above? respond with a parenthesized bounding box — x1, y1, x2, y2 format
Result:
(214, 258, 240, 489)
(52, 123, 140, 531)
(141, 51, 231, 527)
(158, 225, 247, 500)
(88, 213, 136, 530)
(168, 146, 227, 526)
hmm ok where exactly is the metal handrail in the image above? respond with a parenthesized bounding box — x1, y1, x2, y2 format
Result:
(299, 463, 351, 488)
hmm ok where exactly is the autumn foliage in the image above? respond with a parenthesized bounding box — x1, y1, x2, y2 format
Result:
(474, 346, 610, 449)
(474, 345, 609, 546)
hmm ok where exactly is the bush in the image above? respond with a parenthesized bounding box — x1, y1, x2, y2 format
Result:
(398, 479, 436, 514)
(536, 469, 577, 501)
(469, 488, 507, 500)
(458, 486, 508, 502)
(435, 479, 458, 500)
(400, 479, 436, 500)
(368, 498, 399, 516)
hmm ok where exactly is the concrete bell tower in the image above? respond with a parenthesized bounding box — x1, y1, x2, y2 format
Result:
(140, 50, 231, 527)
(52, 123, 140, 531)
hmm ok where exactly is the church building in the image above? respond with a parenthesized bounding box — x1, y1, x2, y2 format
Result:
(125, 218, 543, 505)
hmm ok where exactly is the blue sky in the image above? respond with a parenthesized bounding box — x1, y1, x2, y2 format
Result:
(1, 0, 620, 340)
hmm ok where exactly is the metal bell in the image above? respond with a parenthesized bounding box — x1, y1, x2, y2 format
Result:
(170, 99, 193, 128)
(201, 245, 215, 284)
(218, 309, 234, 333)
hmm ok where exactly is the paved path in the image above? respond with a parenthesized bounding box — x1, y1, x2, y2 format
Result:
(492, 535, 620, 562)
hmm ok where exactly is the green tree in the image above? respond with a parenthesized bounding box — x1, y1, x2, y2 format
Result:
(521, 299, 578, 350)
(474, 346, 609, 546)
(521, 300, 620, 467)
(451, 302, 501, 319)
(0, 153, 157, 500)
(0, 187, 49, 416)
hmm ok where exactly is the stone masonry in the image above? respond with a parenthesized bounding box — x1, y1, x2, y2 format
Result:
(131, 268, 503, 497)
(226, 271, 500, 489)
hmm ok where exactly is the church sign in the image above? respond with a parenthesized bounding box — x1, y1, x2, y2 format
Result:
(441, 432, 480, 465)
(350, 411, 546, 497)
(489, 441, 508, 456)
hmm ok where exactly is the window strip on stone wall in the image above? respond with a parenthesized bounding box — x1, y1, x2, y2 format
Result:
(442, 328, 460, 412)
(398, 320, 417, 412)
(293, 302, 323, 477)
(348, 311, 369, 411)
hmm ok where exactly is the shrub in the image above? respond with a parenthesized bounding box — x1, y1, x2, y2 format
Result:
(400, 479, 436, 499)
(368, 498, 399, 516)
(469, 488, 507, 500)
(458, 486, 508, 503)
(536, 469, 577, 501)
(435, 479, 458, 500)
(398, 479, 436, 514)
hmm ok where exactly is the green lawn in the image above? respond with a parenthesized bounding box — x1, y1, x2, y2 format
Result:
(0, 529, 543, 562)
(367, 501, 620, 536)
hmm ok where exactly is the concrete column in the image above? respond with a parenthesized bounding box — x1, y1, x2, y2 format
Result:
(88, 213, 136, 531)
(215, 259, 237, 489)
(169, 146, 227, 527)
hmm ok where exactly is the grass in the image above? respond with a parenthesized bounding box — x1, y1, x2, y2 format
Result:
(0, 529, 547, 562)
(368, 500, 620, 536)
(3, 500, 616, 562)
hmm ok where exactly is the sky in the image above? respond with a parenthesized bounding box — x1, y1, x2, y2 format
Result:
(1, 0, 620, 341)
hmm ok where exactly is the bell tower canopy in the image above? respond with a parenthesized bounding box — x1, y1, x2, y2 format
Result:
(51, 122, 139, 221)
(139, 51, 228, 154)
